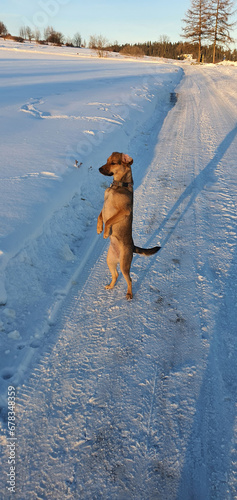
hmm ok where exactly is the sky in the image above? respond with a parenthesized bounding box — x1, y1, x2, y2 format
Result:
(1, 0, 194, 45)
(1, 0, 237, 47)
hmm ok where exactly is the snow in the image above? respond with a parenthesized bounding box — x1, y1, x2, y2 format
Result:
(0, 40, 237, 499)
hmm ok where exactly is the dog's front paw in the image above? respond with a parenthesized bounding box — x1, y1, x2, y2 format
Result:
(103, 224, 110, 239)
(97, 221, 103, 234)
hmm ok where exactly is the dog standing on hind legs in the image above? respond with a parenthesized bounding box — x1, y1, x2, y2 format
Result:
(97, 152, 161, 299)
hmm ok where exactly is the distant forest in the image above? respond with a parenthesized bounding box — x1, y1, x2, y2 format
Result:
(106, 40, 237, 63)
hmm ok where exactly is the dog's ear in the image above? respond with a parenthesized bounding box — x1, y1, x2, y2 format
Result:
(122, 153, 133, 166)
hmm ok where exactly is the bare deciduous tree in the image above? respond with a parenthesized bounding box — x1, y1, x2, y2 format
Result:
(88, 34, 97, 49)
(89, 34, 108, 56)
(73, 32, 82, 47)
(21, 25, 39, 42)
(44, 26, 51, 41)
(44, 26, 64, 46)
(182, 0, 211, 62)
(209, 0, 236, 63)
(34, 29, 41, 42)
(0, 21, 7, 36)
(26, 26, 33, 41)
(19, 26, 27, 39)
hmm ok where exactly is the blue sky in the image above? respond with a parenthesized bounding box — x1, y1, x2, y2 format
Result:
(2, 0, 192, 44)
(2, 0, 237, 46)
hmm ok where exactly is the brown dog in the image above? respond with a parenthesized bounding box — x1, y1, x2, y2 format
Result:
(97, 152, 160, 299)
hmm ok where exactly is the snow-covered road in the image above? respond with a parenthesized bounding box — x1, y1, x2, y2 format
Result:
(0, 50, 237, 499)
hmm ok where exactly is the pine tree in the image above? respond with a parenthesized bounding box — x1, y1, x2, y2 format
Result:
(209, 0, 236, 63)
(182, 0, 211, 62)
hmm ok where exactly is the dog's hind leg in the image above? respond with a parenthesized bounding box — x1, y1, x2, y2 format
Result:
(120, 248, 133, 300)
(105, 244, 119, 290)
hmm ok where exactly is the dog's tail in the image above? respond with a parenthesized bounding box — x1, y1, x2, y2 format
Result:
(133, 245, 161, 256)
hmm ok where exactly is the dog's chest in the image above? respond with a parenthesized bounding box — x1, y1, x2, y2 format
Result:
(102, 188, 117, 221)
(102, 186, 133, 223)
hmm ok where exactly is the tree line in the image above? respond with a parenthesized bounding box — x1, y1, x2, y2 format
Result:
(0, 22, 83, 48)
(106, 39, 237, 62)
(0, 0, 236, 63)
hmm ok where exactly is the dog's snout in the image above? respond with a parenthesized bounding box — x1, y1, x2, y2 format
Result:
(99, 164, 113, 176)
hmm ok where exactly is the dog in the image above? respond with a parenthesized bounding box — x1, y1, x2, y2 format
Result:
(97, 152, 160, 299)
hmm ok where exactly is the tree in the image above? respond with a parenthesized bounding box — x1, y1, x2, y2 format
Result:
(73, 32, 82, 47)
(89, 34, 108, 56)
(20, 26, 33, 41)
(34, 29, 41, 42)
(19, 26, 27, 39)
(182, 0, 211, 62)
(209, 0, 236, 63)
(159, 35, 171, 57)
(0, 21, 8, 36)
(44, 26, 64, 45)
(88, 34, 97, 49)
(26, 26, 33, 41)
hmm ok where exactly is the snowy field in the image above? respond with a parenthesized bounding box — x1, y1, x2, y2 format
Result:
(0, 40, 237, 499)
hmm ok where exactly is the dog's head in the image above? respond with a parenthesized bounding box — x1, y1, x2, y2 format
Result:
(99, 152, 133, 177)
